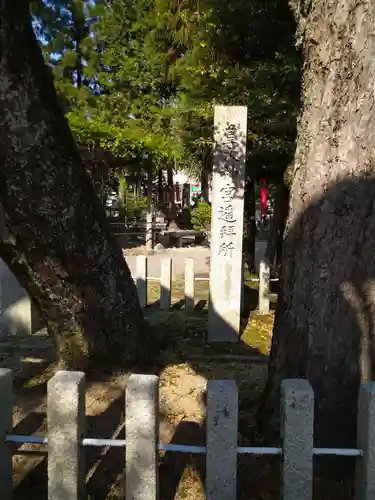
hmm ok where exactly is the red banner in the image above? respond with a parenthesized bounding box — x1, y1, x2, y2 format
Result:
(260, 179, 268, 214)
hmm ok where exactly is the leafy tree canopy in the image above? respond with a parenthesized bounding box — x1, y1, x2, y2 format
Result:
(32, 0, 301, 182)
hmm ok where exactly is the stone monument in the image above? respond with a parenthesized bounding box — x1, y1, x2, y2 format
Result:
(208, 105, 247, 342)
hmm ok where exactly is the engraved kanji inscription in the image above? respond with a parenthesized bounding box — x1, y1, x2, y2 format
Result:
(220, 225, 236, 238)
(218, 204, 236, 223)
(223, 124, 238, 149)
(221, 123, 241, 162)
(218, 241, 235, 256)
(220, 185, 235, 203)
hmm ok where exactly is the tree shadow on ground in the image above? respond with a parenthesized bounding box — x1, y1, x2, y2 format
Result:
(159, 420, 206, 500)
(158, 418, 280, 500)
(13, 387, 126, 500)
(151, 307, 276, 500)
(85, 393, 126, 499)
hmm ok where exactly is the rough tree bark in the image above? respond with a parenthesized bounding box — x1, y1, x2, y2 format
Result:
(0, 1, 157, 370)
(261, 0, 375, 454)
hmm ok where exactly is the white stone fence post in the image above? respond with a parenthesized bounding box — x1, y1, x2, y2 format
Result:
(132, 256, 275, 313)
(0, 370, 374, 499)
(0, 256, 278, 333)
(259, 259, 270, 314)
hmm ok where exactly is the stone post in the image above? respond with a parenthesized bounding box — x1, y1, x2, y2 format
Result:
(160, 258, 172, 310)
(145, 212, 153, 251)
(48, 371, 86, 500)
(355, 381, 375, 500)
(208, 106, 247, 342)
(0, 369, 13, 500)
(259, 259, 270, 314)
(136, 256, 148, 308)
(280, 379, 314, 500)
(126, 374, 159, 500)
(206, 380, 238, 500)
(184, 258, 195, 312)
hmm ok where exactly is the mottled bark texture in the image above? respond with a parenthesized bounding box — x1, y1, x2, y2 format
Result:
(261, 0, 375, 453)
(0, 1, 156, 370)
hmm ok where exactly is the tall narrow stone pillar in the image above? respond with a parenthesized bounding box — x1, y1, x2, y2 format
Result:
(208, 106, 247, 342)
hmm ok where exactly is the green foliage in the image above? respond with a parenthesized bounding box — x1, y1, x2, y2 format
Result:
(190, 201, 212, 230)
(172, 0, 301, 181)
(31, 0, 105, 112)
(122, 193, 148, 219)
(117, 176, 127, 210)
(112, 173, 148, 217)
(32, 0, 301, 185)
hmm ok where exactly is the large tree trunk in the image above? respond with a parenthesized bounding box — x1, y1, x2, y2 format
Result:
(260, 0, 375, 456)
(0, 0, 157, 371)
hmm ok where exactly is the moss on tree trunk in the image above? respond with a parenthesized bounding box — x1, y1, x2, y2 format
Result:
(0, 0, 157, 371)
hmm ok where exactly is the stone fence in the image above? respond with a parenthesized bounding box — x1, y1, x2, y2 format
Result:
(0, 369, 374, 499)
(0, 257, 277, 339)
(134, 256, 277, 313)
